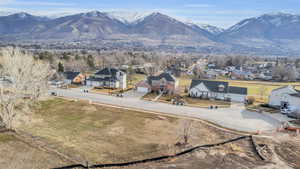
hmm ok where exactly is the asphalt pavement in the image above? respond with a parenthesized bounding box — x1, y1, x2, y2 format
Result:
(51, 88, 285, 133)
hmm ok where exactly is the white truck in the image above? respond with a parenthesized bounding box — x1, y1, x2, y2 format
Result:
(281, 106, 300, 119)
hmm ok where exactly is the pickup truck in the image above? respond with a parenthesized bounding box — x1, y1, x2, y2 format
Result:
(281, 106, 300, 119)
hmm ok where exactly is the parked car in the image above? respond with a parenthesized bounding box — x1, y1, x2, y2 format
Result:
(281, 106, 300, 119)
(287, 112, 300, 119)
(281, 105, 296, 114)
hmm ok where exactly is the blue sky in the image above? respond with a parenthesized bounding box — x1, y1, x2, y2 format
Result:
(0, 0, 299, 28)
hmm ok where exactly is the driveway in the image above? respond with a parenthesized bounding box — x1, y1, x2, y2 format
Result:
(51, 88, 283, 133)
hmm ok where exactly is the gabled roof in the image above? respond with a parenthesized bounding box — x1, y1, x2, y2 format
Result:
(63, 71, 81, 80)
(229, 86, 248, 95)
(290, 93, 300, 98)
(290, 89, 300, 98)
(95, 68, 123, 77)
(136, 80, 151, 88)
(190, 80, 229, 93)
(148, 73, 176, 82)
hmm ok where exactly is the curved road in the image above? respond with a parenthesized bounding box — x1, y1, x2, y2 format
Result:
(52, 88, 284, 133)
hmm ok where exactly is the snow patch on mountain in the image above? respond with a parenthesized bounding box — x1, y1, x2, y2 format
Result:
(104, 11, 152, 24)
(228, 19, 251, 32)
(197, 24, 225, 34)
(186, 21, 224, 35)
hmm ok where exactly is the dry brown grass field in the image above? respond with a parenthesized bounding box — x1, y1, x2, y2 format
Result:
(21, 98, 253, 163)
(0, 133, 67, 169)
(1, 98, 299, 168)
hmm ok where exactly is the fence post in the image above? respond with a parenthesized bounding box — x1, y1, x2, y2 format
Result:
(86, 161, 89, 169)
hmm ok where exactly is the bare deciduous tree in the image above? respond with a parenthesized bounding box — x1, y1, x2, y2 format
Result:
(0, 47, 51, 130)
(176, 120, 194, 146)
(272, 65, 298, 82)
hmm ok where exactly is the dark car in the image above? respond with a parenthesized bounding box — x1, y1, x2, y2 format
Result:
(287, 112, 300, 119)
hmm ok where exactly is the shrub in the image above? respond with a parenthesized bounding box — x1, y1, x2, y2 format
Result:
(247, 96, 255, 105)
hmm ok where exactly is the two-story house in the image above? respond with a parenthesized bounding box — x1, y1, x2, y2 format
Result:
(86, 68, 127, 89)
(147, 73, 179, 94)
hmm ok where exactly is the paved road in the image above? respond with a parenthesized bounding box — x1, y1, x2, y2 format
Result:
(52, 88, 284, 133)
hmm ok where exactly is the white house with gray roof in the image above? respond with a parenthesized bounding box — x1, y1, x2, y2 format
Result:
(189, 80, 248, 102)
(269, 85, 300, 109)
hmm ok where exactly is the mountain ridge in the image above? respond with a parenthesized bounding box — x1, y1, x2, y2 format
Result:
(0, 11, 300, 56)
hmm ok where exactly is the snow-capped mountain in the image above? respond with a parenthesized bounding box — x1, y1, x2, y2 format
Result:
(0, 12, 49, 35)
(104, 11, 152, 24)
(0, 11, 300, 55)
(131, 12, 215, 42)
(218, 12, 300, 54)
(223, 12, 300, 39)
(197, 24, 225, 35)
(186, 22, 224, 35)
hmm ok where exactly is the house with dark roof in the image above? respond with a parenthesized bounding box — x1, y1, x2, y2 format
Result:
(189, 80, 248, 102)
(269, 85, 300, 109)
(63, 71, 85, 85)
(86, 68, 127, 89)
(146, 73, 179, 94)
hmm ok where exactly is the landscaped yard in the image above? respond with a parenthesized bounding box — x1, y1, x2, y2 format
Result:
(142, 93, 231, 108)
(184, 97, 231, 108)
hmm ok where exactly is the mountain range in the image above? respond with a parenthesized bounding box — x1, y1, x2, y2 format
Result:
(0, 11, 300, 56)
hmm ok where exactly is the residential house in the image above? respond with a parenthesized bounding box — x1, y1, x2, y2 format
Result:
(230, 70, 254, 80)
(86, 68, 127, 89)
(63, 71, 85, 85)
(269, 85, 300, 109)
(257, 72, 273, 81)
(204, 70, 218, 79)
(135, 80, 151, 93)
(189, 80, 248, 102)
(147, 73, 179, 94)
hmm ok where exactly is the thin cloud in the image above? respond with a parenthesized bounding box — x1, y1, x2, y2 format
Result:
(6, 0, 75, 6)
(184, 4, 214, 8)
(0, 0, 13, 5)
